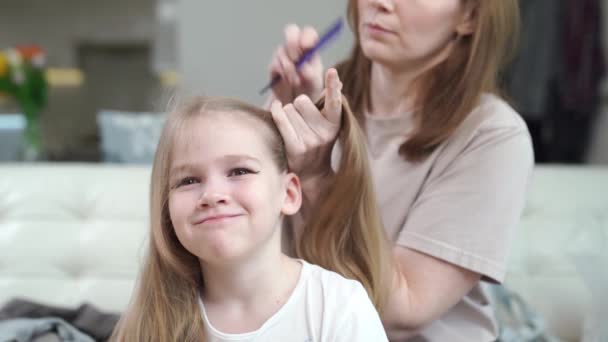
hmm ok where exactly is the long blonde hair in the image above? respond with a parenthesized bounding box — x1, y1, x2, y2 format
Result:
(337, 0, 520, 161)
(295, 96, 392, 311)
(111, 96, 392, 341)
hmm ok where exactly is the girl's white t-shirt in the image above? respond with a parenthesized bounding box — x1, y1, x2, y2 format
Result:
(199, 260, 388, 342)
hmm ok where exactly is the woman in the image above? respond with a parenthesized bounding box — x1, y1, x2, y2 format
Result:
(266, 0, 533, 341)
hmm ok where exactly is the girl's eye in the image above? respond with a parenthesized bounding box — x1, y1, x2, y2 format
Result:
(228, 168, 257, 177)
(176, 177, 199, 187)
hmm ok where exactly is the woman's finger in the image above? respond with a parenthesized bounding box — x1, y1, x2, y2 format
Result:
(300, 26, 319, 51)
(270, 100, 300, 152)
(299, 54, 322, 92)
(322, 68, 343, 125)
(276, 46, 300, 87)
(293, 95, 328, 138)
(284, 24, 303, 62)
(283, 103, 316, 146)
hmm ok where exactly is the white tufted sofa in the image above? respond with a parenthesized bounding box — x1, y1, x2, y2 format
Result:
(0, 163, 150, 313)
(503, 166, 608, 341)
(0, 163, 606, 341)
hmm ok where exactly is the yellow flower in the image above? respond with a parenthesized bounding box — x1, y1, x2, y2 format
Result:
(0, 52, 8, 77)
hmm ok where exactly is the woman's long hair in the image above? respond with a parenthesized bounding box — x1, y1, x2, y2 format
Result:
(336, 0, 520, 161)
(295, 96, 392, 312)
(111, 95, 392, 341)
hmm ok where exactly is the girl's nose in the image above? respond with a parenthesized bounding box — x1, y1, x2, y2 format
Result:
(197, 181, 230, 208)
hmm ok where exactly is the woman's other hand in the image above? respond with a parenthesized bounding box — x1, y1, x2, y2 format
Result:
(268, 24, 325, 104)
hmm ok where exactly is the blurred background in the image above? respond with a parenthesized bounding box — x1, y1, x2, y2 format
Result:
(0, 1, 607, 342)
(2, 0, 605, 164)
(0, 0, 353, 162)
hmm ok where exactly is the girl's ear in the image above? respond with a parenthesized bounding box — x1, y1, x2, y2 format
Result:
(281, 173, 302, 216)
(456, 4, 477, 36)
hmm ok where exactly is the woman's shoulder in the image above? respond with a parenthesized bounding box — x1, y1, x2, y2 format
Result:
(435, 93, 533, 167)
(466, 93, 528, 133)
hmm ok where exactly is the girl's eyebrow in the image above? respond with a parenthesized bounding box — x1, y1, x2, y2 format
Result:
(219, 154, 261, 164)
(169, 164, 195, 179)
(170, 155, 261, 176)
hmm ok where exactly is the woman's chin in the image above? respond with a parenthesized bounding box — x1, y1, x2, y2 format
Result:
(361, 43, 400, 65)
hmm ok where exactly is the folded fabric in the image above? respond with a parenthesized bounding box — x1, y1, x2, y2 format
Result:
(0, 317, 95, 342)
(487, 285, 559, 342)
(30, 332, 62, 342)
(0, 299, 120, 341)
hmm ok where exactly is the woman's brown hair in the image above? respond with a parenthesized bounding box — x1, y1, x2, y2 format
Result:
(336, 0, 520, 161)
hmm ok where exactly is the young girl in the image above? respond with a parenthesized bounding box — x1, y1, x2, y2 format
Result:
(111, 90, 393, 341)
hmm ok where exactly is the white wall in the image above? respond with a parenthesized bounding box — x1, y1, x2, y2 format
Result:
(177, 0, 353, 106)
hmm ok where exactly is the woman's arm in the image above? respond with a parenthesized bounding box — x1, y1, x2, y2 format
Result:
(383, 246, 481, 340)
(382, 121, 534, 339)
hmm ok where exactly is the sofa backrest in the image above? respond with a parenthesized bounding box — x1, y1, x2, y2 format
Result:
(1, 163, 606, 341)
(503, 165, 608, 341)
(0, 163, 151, 312)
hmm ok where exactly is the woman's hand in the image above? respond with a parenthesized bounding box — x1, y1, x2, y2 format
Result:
(270, 68, 343, 182)
(268, 24, 325, 104)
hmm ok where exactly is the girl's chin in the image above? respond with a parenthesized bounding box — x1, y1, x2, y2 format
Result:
(198, 243, 251, 266)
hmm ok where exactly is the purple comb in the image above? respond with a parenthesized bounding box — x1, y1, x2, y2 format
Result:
(260, 17, 344, 95)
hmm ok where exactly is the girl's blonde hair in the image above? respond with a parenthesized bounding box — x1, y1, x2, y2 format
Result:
(337, 0, 520, 161)
(111, 96, 392, 341)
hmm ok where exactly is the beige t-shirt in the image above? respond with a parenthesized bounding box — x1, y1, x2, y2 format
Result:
(334, 94, 534, 341)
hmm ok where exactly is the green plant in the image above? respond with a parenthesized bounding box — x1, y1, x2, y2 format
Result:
(0, 45, 48, 157)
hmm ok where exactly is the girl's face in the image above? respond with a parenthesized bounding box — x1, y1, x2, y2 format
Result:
(357, 0, 472, 69)
(168, 112, 300, 265)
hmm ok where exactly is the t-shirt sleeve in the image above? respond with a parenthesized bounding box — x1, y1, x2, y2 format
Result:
(332, 283, 389, 342)
(397, 124, 534, 283)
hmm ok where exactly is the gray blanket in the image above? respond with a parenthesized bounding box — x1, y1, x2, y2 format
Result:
(0, 318, 94, 342)
(0, 299, 119, 342)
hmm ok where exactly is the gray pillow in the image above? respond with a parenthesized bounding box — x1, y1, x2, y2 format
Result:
(0, 114, 25, 161)
(97, 110, 166, 164)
